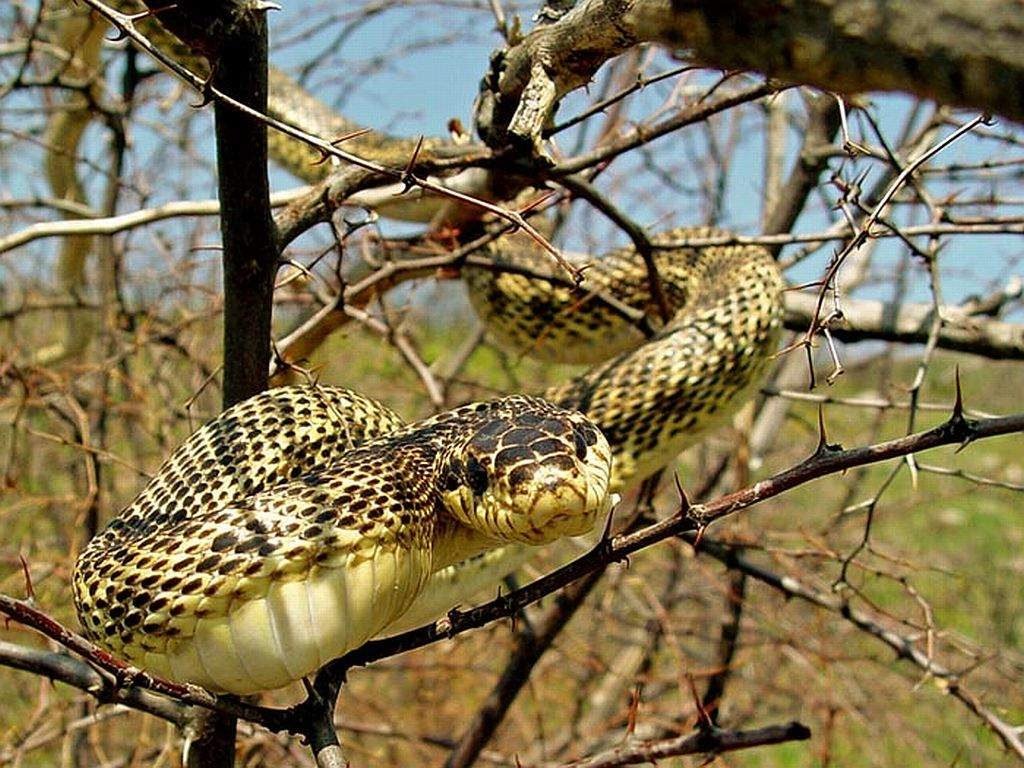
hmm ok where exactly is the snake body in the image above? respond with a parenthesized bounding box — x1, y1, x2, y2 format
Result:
(74, 234, 783, 694)
(74, 390, 613, 693)
(69, 3, 786, 696)
(470, 229, 784, 486)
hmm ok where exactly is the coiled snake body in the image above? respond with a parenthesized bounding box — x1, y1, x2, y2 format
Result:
(70, 0, 784, 697)
(74, 232, 783, 694)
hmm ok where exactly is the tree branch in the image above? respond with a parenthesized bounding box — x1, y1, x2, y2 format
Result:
(0, 639, 186, 726)
(633, 0, 1024, 123)
(211, 1, 278, 408)
(552, 720, 811, 767)
(477, 0, 1024, 151)
(693, 538, 1024, 760)
(784, 290, 1024, 360)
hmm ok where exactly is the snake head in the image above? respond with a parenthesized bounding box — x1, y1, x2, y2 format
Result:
(441, 400, 613, 545)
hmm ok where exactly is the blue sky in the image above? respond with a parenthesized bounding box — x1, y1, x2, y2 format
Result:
(2, 1, 1022, 315)
(264, 1, 1022, 308)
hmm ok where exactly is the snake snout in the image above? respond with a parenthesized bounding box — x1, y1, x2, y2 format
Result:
(449, 409, 613, 545)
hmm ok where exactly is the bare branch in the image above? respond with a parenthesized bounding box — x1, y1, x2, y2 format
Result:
(695, 539, 1024, 760)
(551, 720, 811, 767)
(784, 291, 1024, 360)
(477, 0, 1024, 156)
(0, 640, 186, 727)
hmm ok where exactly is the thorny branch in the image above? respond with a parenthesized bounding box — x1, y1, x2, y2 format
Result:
(550, 720, 811, 767)
(74, 0, 576, 279)
(1, 401, 1020, 752)
(692, 536, 1024, 760)
(786, 114, 993, 381)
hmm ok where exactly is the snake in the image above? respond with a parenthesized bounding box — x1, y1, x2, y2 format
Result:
(73, 390, 614, 694)
(73, 230, 784, 694)
(66, 3, 786, 696)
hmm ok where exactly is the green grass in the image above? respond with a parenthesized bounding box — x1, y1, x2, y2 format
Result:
(2, 307, 1022, 766)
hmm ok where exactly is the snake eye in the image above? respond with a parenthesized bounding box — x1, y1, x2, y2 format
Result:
(465, 455, 489, 496)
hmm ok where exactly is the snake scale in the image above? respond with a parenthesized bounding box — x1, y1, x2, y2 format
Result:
(69, 3, 786, 695)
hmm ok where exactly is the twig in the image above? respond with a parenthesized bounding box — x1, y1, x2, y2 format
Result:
(694, 538, 1024, 761)
(444, 569, 606, 768)
(0, 189, 308, 255)
(700, 570, 746, 723)
(553, 720, 811, 767)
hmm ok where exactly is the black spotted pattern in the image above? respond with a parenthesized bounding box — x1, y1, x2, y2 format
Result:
(72, 387, 607, 661)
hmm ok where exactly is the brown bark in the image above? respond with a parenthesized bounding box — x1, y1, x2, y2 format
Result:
(478, 0, 1024, 152)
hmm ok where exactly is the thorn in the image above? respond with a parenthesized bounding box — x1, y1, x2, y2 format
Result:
(131, 3, 178, 21)
(673, 472, 691, 515)
(948, 365, 975, 452)
(813, 405, 842, 456)
(330, 127, 373, 148)
(19, 554, 34, 601)
(691, 523, 707, 551)
(951, 365, 964, 422)
(400, 135, 426, 193)
(517, 191, 556, 215)
(312, 128, 374, 166)
(815, 405, 829, 454)
(103, 4, 178, 45)
(599, 494, 618, 544)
